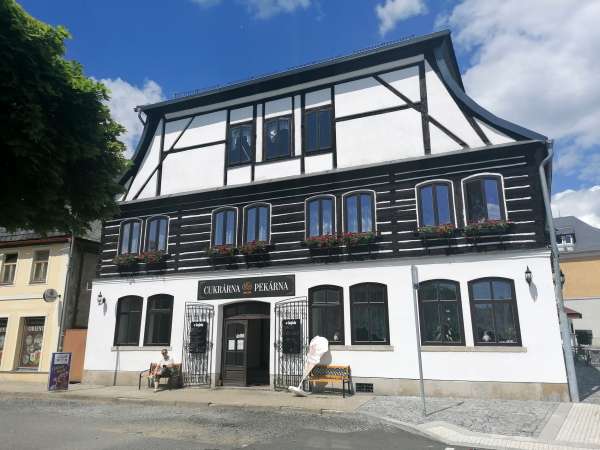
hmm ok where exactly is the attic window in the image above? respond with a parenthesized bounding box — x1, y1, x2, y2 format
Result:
(557, 234, 575, 246)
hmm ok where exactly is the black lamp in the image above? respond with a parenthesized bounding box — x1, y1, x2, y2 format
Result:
(525, 266, 532, 285)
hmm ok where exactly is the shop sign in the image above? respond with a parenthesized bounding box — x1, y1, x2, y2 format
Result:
(189, 321, 208, 354)
(282, 319, 301, 354)
(198, 275, 295, 300)
(48, 352, 71, 391)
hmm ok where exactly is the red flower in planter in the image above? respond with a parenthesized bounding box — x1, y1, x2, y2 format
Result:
(464, 220, 513, 236)
(341, 231, 377, 247)
(239, 241, 269, 255)
(207, 245, 238, 257)
(138, 250, 167, 264)
(417, 223, 456, 237)
(304, 234, 340, 248)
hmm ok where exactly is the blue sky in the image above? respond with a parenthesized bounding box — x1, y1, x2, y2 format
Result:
(18, 0, 600, 226)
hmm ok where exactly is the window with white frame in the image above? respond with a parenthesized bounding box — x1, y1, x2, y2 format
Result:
(119, 219, 142, 255)
(30, 250, 49, 284)
(416, 181, 454, 226)
(144, 216, 168, 252)
(244, 204, 270, 243)
(344, 192, 375, 233)
(1, 253, 17, 284)
(464, 175, 506, 223)
(306, 196, 335, 237)
(212, 208, 237, 246)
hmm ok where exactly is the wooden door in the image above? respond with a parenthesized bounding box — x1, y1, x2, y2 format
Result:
(63, 329, 87, 382)
(222, 320, 247, 386)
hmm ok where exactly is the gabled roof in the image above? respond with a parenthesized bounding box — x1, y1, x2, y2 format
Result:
(555, 216, 600, 256)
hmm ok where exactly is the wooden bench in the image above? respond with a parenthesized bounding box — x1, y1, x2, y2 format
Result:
(308, 365, 352, 397)
(138, 363, 182, 390)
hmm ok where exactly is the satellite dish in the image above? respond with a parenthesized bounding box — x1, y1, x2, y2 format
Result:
(43, 288, 60, 303)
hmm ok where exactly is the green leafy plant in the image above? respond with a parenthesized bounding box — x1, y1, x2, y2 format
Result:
(207, 245, 238, 257)
(341, 231, 377, 247)
(464, 220, 513, 236)
(112, 254, 139, 266)
(239, 241, 269, 255)
(303, 234, 340, 249)
(137, 250, 166, 264)
(417, 223, 456, 237)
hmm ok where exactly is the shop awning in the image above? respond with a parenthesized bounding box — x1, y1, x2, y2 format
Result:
(565, 306, 582, 319)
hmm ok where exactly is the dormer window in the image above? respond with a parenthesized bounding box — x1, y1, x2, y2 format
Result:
(557, 233, 575, 247)
(119, 220, 142, 255)
(212, 208, 237, 246)
(463, 175, 506, 223)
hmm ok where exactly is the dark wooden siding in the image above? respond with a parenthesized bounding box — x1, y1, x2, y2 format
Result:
(98, 142, 548, 277)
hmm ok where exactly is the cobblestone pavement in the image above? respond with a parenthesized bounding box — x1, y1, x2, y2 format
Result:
(576, 363, 600, 404)
(360, 395, 559, 437)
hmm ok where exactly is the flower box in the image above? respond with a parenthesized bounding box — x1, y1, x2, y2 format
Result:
(137, 250, 167, 264)
(303, 234, 341, 249)
(464, 220, 513, 237)
(207, 245, 239, 258)
(112, 253, 139, 267)
(341, 232, 378, 248)
(239, 241, 270, 255)
(416, 224, 457, 239)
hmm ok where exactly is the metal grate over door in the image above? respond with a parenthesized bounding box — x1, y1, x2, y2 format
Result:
(182, 302, 214, 387)
(273, 297, 308, 390)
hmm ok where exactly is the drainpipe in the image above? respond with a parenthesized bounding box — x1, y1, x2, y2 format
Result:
(57, 233, 75, 352)
(538, 140, 579, 402)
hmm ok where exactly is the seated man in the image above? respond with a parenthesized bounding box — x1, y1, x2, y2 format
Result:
(152, 348, 175, 392)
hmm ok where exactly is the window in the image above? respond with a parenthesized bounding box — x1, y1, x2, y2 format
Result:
(119, 219, 142, 255)
(344, 192, 375, 233)
(309, 286, 344, 344)
(0, 318, 7, 364)
(557, 234, 575, 246)
(1, 253, 17, 284)
(350, 283, 389, 344)
(145, 216, 168, 252)
(469, 278, 521, 346)
(264, 116, 292, 160)
(30, 250, 49, 284)
(417, 181, 454, 226)
(464, 175, 505, 223)
(144, 294, 173, 346)
(18, 317, 45, 369)
(418, 280, 464, 345)
(244, 204, 270, 243)
(305, 106, 333, 152)
(114, 296, 143, 346)
(228, 122, 253, 166)
(212, 208, 237, 246)
(306, 196, 335, 237)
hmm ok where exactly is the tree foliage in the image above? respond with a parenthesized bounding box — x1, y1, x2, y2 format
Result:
(0, 0, 128, 234)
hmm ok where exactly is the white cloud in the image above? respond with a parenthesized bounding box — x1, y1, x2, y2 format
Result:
(375, 0, 427, 36)
(552, 186, 600, 228)
(442, 0, 600, 183)
(190, 0, 311, 18)
(100, 78, 164, 157)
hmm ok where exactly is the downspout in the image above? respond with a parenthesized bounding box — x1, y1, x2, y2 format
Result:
(57, 233, 75, 352)
(538, 140, 579, 402)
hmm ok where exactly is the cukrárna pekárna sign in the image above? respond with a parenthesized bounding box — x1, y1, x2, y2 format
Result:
(198, 275, 295, 300)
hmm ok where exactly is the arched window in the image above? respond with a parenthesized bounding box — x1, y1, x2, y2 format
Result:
(309, 285, 344, 345)
(306, 196, 335, 237)
(114, 296, 143, 346)
(144, 216, 169, 252)
(418, 280, 464, 345)
(468, 278, 521, 346)
(244, 204, 270, 243)
(118, 219, 142, 255)
(144, 294, 173, 346)
(463, 175, 506, 223)
(350, 283, 389, 345)
(416, 181, 454, 227)
(212, 208, 237, 246)
(344, 191, 375, 233)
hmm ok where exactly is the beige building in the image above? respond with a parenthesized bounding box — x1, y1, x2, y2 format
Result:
(0, 229, 99, 382)
(555, 217, 600, 346)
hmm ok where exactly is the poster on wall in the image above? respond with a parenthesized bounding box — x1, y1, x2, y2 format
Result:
(0, 318, 7, 364)
(48, 352, 72, 391)
(19, 317, 45, 369)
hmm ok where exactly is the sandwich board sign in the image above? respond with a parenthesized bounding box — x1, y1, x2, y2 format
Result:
(48, 352, 71, 391)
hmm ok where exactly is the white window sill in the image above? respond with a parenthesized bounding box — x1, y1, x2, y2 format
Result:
(330, 345, 394, 352)
(111, 346, 172, 352)
(421, 346, 527, 353)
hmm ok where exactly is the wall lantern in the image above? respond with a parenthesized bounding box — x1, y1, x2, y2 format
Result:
(525, 266, 532, 285)
(560, 270, 566, 287)
(97, 292, 106, 306)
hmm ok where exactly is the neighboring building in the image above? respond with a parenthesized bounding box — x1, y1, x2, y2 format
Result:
(85, 31, 569, 400)
(555, 216, 600, 346)
(0, 229, 100, 382)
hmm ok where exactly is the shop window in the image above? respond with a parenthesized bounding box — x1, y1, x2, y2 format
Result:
(244, 204, 270, 243)
(228, 122, 253, 166)
(416, 181, 454, 227)
(144, 294, 173, 346)
(264, 116, 292, 160)
(304, 105, 333, 153)
(118, 219, 142, 255)
(344, 192, 375, 233)
(0, 318, 7, 365)
(463, 175, 506, 223)
(18, 317, 45, 369)
(418, 280, 464, 345)
(350, 283, 389, 345)
(114, 296, 143, 346)
(469, 278, 521, 346)
(309, 285, 344, 344)
(306, 196, 335, 237)
(212, 208, 237, 247)
(145, 216, 169, 252)
(30, 250, 49, 284)
(1, 253, 17, 284)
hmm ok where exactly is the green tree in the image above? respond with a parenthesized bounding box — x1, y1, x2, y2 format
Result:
(0, 0, 128, 234)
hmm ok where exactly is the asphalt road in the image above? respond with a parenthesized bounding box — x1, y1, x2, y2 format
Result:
(0, 396, 471, 450)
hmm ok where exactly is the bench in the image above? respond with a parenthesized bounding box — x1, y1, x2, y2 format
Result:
(138, 363, 182, 390)
(308, 365, 352, 397)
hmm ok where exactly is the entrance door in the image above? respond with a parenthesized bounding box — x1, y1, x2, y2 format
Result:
(222, 320, 247, 386)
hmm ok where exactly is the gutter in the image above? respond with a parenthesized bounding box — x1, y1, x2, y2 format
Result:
(57, 233, 75, 352)
(538, 140, 579, 402)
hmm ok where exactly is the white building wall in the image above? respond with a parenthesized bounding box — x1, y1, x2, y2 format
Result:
(86, 250, 566, 386)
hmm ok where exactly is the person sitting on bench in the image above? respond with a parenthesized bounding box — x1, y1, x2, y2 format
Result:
(152, 348, 174, 392)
